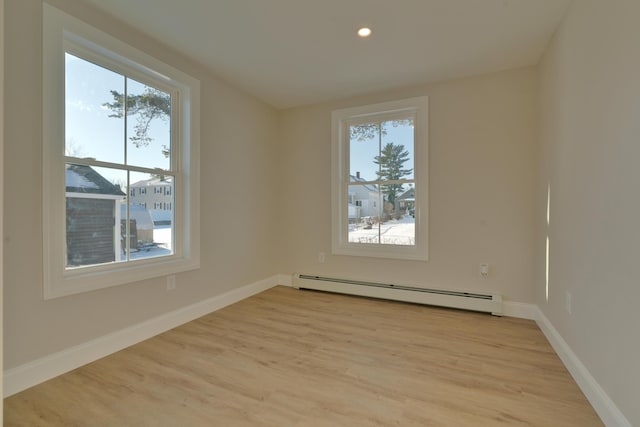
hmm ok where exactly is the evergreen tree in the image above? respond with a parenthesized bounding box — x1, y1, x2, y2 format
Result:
(374, 143, 413, 208)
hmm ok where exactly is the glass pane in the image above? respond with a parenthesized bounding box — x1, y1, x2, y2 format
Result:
(126, 79, 171, 170)
(349, 118, 415, 183)
(347, 183, 416, 246)
(65, 165, 127, 268)
(347, 183, 381, 244)
(65, 53, 125, 164)
(379, 119, 415, 181)
(126, 171, 174, 261)
(349, 122, 380, 182)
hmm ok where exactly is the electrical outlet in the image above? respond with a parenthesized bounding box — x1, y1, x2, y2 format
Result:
(318, 252, 326, 263)
(479, 263, 489, 278)
(166, 275, 176, 291)
(565, 291, 572, 314)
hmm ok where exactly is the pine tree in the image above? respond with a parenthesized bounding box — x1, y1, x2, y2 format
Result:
(374, 143, 413, 208)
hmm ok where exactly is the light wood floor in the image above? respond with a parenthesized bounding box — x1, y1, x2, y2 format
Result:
(5, 286, 602, 426)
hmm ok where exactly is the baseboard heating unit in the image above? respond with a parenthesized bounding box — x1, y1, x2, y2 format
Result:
(293, 273, 503, 316)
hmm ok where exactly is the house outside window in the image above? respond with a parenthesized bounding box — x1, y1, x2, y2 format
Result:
(66, 164, 126, 266)
(43, 4, 200, 298)
(331, 97, 428, 261)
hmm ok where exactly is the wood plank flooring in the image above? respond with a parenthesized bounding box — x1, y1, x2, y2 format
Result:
(4, 286, 603, 426)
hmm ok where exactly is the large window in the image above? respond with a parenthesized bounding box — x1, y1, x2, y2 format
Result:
(43, 5, 200, 298)
(332, 97, 428, 260)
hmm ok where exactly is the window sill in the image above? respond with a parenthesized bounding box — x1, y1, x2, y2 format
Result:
(332, 243, 428, 261)
(44, 254, 199, 299)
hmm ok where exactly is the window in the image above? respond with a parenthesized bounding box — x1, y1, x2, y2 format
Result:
(43, 5, 200, 298)
(332, 97, 428, 260)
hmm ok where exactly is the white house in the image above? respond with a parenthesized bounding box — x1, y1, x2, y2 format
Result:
(348, 173, 380, 220)
(129, 176, 174, 226)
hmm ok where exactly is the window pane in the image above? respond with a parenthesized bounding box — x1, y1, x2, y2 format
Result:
(349, 118, 415, 183)
(380, 119, 414, 181)
(125, 79, 171, 170)
(349, 123, 380, 182)
(347, 117, 416, 246)
(347, 183, 381, 222)
(65, 53, 125, 164)
(127, 171, 174, 261)
(347, 183, 380, 244)
(66, 164, 126, 268)
(347, 183, 416, 246)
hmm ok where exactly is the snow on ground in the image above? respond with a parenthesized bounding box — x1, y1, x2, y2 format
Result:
(129, 225, 173, 260)
(349, 215, 415, 245)
(152, 225, 172, 249)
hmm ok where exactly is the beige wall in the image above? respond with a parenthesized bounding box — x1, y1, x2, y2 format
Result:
(279, 67, 538, 303)
(3, 0, 280, 369)
(536, 0, 640, 424)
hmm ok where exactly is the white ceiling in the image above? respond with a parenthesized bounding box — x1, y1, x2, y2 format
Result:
(83, 0, 571, 109)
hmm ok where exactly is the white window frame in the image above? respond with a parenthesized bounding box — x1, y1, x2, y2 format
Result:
(43, 4, 200, 299)
(331, 97, 429, 261)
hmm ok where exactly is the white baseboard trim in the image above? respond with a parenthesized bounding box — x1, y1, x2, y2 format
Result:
(275, 273, 293, 287)
(3, 275, 282, 398)
(535, 307, 631, 427)
(502, 301, 538, 320)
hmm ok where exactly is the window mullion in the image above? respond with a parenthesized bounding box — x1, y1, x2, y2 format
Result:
(124, 76, 128, 166)
(64, 156, 173, 176)
(357, 179, 414, 186)
(377, 122, 382, 244)
(123, 77, 130, 261)
(125, 171, 130, 261)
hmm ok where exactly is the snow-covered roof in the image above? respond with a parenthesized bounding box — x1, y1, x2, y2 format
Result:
(397, 187, 415, 200)
(66, 164, 126, 196)
(130, 176, 173, 187)
(349, 174, 378, 192)
(120, 204, 154, 230)
(149, 209, 172, 223)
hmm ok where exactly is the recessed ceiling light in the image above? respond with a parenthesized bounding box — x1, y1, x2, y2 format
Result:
(357, 27, 372, 38)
